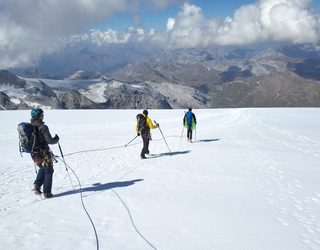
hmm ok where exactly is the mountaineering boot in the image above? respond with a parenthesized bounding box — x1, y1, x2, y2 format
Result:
(31, 184, 42, 195)
(41, 193, 53, 199)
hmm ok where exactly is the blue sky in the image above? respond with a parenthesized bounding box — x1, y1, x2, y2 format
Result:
(89, 0, 260, 32)
(89, 0, 320, 32)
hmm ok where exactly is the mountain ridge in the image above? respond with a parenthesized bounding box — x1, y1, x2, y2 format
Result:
(1, 45, 320, 110)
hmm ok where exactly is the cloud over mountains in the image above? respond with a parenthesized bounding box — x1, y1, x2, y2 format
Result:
(152, 0, 320, 49)
(0, 0, 319, 69)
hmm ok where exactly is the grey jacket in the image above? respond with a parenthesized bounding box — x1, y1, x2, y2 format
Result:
(31, 120, 59, 148)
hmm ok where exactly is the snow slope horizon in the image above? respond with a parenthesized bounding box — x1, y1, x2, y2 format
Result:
(1, 108, 320, 250)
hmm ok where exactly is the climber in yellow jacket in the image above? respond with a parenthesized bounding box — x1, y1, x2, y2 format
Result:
(136, 110, 159, 159)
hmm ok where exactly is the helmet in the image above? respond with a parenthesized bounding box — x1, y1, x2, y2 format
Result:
(31, 108, 44, 118)
(143, 109, 148, 116)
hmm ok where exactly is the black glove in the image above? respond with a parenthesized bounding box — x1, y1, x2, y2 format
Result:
(137, 133, 140, 136)
(54, 134, 60, 141)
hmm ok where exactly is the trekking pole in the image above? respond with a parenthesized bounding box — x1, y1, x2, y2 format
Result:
(154, 120, 171, 152)
(180, 126, 184, 140)
(125, 135, 138, 147)
(58, 141, 75, 191)
(181, 110, 186, 140)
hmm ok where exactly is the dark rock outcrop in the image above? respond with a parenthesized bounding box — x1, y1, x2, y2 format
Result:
(0, 92, 18, 110)
(58, 90, 100, 109)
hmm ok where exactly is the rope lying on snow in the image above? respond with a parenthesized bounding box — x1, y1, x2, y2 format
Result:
(52, 134, 182, 250)
(111, 188, 157, 250)
(56, 155, 100, 250)
(62, 135, 180, 157)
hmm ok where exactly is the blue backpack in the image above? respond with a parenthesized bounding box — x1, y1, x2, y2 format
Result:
(186, 111, 193, 126)
(17, 122, 38, 154)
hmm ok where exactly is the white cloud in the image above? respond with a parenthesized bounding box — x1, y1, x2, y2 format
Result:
(0, 0, 319, 69)
(74, 28, 155, 45)
(151, 0, 320, 49)
(0, 14, 67, 68)
(166, 18, 175, 31)
(0, 0, 131, 68)
(0, 0, 186, 69)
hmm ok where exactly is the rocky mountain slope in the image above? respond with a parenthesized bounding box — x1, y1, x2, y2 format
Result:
(218, 71, 320, 107)
(1, 45, 320, 110)
(0, 70, 209, 110)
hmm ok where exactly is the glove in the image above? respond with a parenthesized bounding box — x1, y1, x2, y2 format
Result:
(156, 123, 159, 128)
(54, 134, 60, 141)
(137, 133, 140, 136)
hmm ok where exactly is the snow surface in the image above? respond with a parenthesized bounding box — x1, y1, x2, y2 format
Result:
(1, 108, 320, 250)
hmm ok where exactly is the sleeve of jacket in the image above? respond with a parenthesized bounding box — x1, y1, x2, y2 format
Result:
(183, 114, 186, 125)
(136, 122, 139, 134)
(40, 124, 59, 145)
(147, 117, 159, 129)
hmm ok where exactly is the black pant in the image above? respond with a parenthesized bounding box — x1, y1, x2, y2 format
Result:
(141, 132, 150, 157)
(187, 125, 192, 140)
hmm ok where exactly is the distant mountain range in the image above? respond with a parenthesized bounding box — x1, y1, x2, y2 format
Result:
(0, 70, 208, 110)
(1, 45, 320, 110)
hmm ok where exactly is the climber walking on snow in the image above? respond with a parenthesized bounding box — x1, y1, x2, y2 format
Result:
(183, 108, 197, 142)
(29, 108, 59, 198)
(136, 110, 159, 159)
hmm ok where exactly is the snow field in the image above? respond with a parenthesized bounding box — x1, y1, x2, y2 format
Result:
(1, 108, 320, 250)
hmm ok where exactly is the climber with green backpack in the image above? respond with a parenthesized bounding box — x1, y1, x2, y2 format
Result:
(183, 108, 197, 142)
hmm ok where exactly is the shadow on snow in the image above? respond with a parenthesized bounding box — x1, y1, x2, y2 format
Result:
(148, 150, 191, 158)
(193, 139, 220, 143)
(54, 179, 143, 198)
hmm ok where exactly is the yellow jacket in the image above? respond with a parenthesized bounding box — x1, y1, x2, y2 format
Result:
(136, 114, 159, 134)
